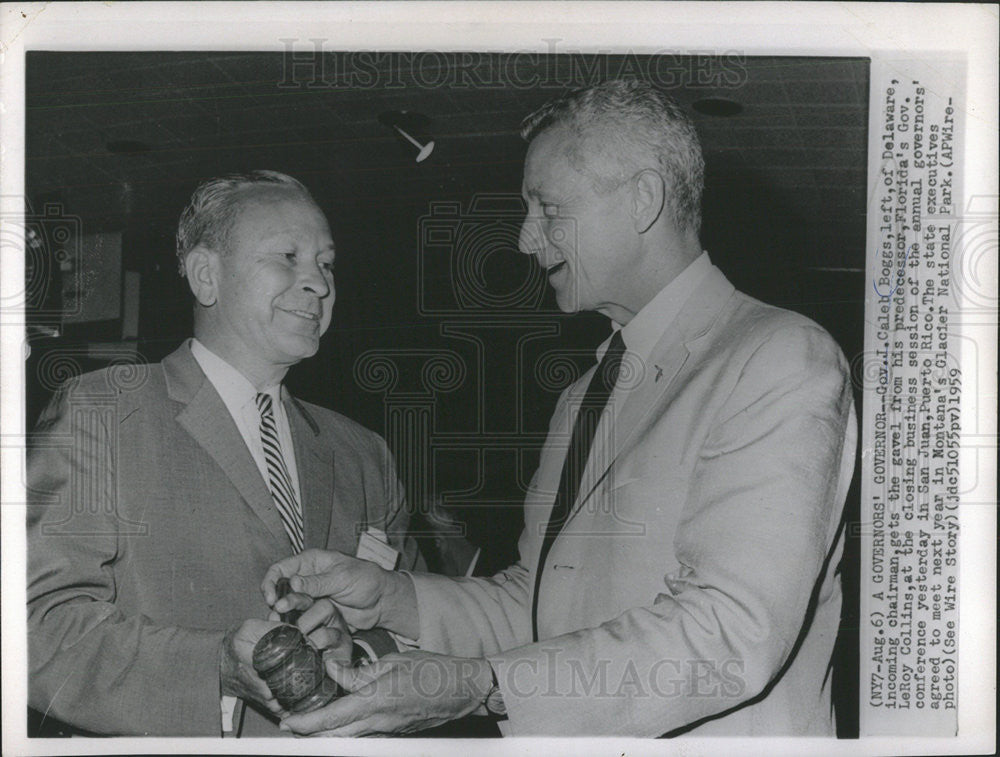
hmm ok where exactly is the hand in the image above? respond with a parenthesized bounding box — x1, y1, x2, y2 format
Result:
(280, 651, 493, 737)
(261, 549, 418, 638)
(291, 596, 355, 667)
(219, 619, 285, 717)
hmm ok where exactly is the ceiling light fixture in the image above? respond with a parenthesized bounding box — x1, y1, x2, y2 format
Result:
(378, 110, 435, 163)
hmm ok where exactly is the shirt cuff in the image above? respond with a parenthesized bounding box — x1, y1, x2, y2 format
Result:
(220, 695, 238, 735)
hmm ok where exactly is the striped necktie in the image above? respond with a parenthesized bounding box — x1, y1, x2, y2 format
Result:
(255, 392, 304, 552)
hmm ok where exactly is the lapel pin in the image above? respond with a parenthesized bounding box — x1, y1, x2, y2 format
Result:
(655, 365, 664, 383)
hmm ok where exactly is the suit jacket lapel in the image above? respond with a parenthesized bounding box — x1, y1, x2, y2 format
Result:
(568, 336, 691, 521)
(285, 395, 335, 551)
(569, 266, 736, 522)
(165, 343, 290, 549)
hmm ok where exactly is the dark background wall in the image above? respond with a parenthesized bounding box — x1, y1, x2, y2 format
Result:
(24, 52, 867, 736)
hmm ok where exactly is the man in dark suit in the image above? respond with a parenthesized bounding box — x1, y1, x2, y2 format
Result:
(27, 170, 419, 736)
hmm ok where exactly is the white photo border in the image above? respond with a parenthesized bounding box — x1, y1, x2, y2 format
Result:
(2, 3, 995, 756)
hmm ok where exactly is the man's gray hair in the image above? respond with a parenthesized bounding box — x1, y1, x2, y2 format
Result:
(175, 170, 316, 275)
(520, 78, 705, 235)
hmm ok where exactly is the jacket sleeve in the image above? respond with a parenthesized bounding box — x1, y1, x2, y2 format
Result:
(407, 537, 534, 657)
(407, 456, 549, 656)
(27, 382, 226, 736)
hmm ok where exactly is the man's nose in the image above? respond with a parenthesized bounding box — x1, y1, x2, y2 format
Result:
(518, 216, 545, 257)
(299, 262, 331, 298)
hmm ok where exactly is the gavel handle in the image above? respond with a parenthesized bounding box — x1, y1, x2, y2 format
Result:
(274, 577, 303, 625)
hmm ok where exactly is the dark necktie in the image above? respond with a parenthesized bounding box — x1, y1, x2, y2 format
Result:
(532, 330, 626, 641)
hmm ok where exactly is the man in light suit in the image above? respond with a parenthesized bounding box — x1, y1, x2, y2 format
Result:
(27, 170, 419, 736)
(263, 79, 857, 737)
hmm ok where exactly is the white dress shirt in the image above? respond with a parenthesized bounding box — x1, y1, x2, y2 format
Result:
(600, 250, 712, 367)
(189, 338, 303, 505)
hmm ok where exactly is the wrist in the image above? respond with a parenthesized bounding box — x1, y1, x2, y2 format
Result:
(379, 570, 420, 639)
(470, 657, 493, 700)
(481, 661, 507, 720)
(459, 657, 497, 718)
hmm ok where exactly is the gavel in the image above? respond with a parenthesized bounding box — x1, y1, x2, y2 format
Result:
(251, 577, 344, 713)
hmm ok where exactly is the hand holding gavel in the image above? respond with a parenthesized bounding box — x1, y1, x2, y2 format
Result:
(252, 577, 355, 714)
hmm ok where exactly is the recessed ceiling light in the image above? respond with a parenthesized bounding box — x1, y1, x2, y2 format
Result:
(691, 98, 744, 117)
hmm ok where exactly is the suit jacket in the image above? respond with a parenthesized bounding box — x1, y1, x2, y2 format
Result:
(27, 342, 419, 736)
(408, 264, 857, 736)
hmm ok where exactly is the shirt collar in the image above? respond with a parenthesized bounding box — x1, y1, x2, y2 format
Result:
(189, 338, 282, 411)
(597, 251, 712, 363)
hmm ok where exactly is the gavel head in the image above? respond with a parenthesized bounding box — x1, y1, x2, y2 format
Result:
(252, 624, 341, 713)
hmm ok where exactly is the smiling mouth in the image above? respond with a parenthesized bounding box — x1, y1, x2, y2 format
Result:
(280, 308, 320, 322)
(546, 262, 567, 276)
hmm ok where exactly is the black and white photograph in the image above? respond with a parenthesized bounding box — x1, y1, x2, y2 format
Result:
(1, 4, 995, 756)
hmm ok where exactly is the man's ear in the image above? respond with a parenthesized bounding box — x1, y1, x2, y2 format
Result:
(631, 169, 665, 234)
(184, 246, 220, 307)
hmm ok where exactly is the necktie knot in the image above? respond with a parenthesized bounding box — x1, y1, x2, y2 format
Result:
(256, 392, 274, 417)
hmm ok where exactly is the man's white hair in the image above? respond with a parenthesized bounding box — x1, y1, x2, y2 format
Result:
(521, 78, 705, 235)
